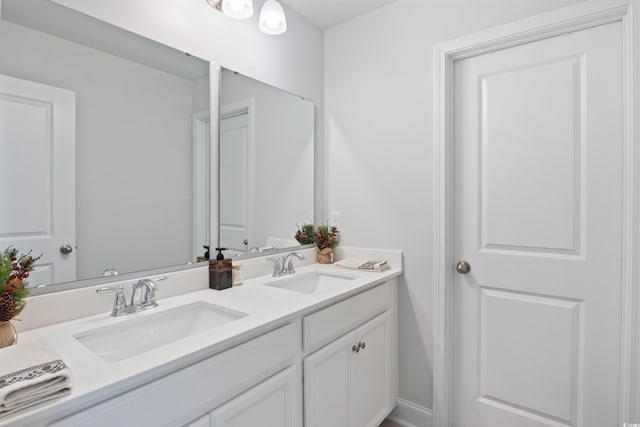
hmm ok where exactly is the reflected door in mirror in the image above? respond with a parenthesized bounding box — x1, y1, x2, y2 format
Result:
(220, 106, 253, 252)
(0, 74, 76, 285)
(219, 69, 315, 255)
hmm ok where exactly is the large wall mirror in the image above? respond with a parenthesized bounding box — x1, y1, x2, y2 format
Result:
(219, 69, 314, 256)
(0, 0, 210, 290)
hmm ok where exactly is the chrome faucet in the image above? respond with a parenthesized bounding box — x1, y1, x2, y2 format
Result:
(283, 252, 305, 274)
(268, 252, 305, 277)
(97, 276, 167, 316)
(130, 278, 159, 311)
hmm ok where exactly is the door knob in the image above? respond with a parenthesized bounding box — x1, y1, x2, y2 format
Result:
(60, 244, 73, 255)
(456, 260, 471, 274)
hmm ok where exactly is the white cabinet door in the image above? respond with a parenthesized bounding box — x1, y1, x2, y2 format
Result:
(304, 311, 393, 427)
(304, 331, 355, 427)
(210, 367, 298, 427)
(353, 311, 393, 427)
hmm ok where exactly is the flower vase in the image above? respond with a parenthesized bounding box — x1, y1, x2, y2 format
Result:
(0, 321, 17, 349)
(317, 248, 334, 264)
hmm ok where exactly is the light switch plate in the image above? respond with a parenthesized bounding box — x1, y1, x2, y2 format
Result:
(328, 211, 341, 229)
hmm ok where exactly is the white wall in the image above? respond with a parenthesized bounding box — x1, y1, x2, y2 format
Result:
(51, 0, 325, 241)
(324, 0, 586, 416)
(0, 19, 198, 279)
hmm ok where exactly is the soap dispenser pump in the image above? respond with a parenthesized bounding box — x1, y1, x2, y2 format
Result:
(209, 248, 232, 290)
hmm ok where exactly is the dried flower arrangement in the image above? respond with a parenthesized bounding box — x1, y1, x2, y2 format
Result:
(0, 247, 41, 321)
(314, 224, 340, 250)
(294, 223, 315, 245)
(294, 224, 340, 250)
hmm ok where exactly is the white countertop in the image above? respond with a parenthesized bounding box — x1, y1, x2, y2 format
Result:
(0, 249, 402, 426)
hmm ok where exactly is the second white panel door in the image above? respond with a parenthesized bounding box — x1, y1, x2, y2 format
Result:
(453, 21, 623, 427)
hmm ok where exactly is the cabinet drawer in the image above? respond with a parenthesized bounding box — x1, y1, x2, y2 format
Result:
(51, 323, 297, 427)
(303, 282, 391, 353)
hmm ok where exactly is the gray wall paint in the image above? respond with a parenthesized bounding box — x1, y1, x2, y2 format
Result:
(325, 0, 586, 412)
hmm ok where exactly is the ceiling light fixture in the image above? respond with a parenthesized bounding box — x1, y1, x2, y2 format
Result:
(205, 0, 253, 20)
(205, 0, 287, 35)
(259, 0, 287, 35)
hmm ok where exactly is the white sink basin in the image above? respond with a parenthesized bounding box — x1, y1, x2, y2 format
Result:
(265, 271, 357, 294)
(75, 302, 247, 363)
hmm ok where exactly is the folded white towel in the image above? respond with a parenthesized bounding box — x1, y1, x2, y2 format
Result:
(335, 258, 390, 272)
(0, 343, 71, 417)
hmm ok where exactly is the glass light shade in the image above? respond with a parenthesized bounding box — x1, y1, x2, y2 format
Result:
(222, 0, 253, 19)
(259, 0, 287, 35)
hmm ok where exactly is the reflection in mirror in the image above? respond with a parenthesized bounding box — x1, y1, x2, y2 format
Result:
(219, 69, 314, 256)
(0, 0, 210, 289)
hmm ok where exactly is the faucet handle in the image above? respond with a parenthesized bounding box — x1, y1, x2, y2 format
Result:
(97, 286, 128, 316)
(267, 257, 283, 277)
(97, 285, 124, 295)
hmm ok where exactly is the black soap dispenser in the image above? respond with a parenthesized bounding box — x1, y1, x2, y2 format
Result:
(209, 248, 232, 290)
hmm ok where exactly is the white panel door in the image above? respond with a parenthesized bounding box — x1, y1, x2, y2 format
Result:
(219, 112, 251, 252)
(453, 22, 622, 427)
(0, 74, 75, 285)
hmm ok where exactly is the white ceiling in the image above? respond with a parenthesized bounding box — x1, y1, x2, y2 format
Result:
(281, 0, 398, 29)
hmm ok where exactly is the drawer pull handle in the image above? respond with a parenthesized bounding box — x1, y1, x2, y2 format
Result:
(359, 341, 366, 350)
(352, 344, 360, 353)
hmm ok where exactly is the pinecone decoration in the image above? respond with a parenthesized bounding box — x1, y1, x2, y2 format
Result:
(5, 278, 22, 294)
(0, 291, 16, 322)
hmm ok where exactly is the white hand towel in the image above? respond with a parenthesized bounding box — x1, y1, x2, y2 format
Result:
(335, 258, 390, 272)
(0, 343, 71, 417)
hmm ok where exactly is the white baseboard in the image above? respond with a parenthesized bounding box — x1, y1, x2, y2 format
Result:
(387, 398, 433, 427)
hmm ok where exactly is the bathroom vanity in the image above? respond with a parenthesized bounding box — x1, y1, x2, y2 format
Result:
(0, 249, 401, 427)
(0, 2, 399, 426)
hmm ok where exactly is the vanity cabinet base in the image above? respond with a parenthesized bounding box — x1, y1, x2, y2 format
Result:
(50, 323, 297, 427)
(303, 282, 397, 427)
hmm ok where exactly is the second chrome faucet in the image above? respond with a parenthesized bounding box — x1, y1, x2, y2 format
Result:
(268, 252, 305, 277)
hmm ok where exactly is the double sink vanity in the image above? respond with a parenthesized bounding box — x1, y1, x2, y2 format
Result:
(0, 2, 401, 426)
(2, 248, 402, 427)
